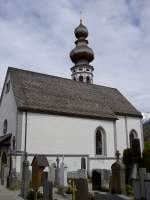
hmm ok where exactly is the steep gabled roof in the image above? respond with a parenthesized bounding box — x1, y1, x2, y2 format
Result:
(7, 67, 141, 120)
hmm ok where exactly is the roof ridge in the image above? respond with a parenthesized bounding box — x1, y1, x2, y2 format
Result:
(8, 66, 116, 90)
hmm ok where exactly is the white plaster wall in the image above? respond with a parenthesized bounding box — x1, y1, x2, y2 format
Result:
(25, 113, 114, 156)
(20, 112, 115, 170)
(0, 74, 17, 137)
(116, 116, 127, 155)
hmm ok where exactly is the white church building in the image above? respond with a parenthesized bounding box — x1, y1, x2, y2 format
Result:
(0, 21, 143, 182)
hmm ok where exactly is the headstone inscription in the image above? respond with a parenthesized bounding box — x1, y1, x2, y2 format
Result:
(110, 150, 126, 194)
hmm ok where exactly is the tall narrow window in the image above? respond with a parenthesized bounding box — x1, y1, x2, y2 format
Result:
(86, 76, 90, 83)
(129, 130, 137, 147)
(96, 127, 106, 156)
(3, 119, 8, 134)
(6, 81, 10, 93)
(79, 75, 83, 82)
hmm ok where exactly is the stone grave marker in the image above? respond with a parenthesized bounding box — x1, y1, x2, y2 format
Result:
(55, 156, 60, 186)
(74, 178, 88, 200)
(110, 150, 126, 194)
(48, 163, 56, 185)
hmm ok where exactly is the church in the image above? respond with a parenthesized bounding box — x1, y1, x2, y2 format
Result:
(0, 20, 143, 183)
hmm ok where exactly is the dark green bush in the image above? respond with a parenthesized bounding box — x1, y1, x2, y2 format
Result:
(26, 190, 43, 200)
(123, 148, 133, 184)
(142, 148, 150, 172)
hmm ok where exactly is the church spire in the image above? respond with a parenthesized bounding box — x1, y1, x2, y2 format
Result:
(70, 20, 94, 83)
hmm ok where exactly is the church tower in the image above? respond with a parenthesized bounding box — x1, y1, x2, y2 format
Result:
(70, 20, 94, 83)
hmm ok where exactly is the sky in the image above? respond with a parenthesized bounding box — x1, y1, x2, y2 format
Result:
(0, 0, 150, 113)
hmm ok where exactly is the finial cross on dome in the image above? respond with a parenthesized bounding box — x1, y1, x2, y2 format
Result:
(80, 10, 83, 24)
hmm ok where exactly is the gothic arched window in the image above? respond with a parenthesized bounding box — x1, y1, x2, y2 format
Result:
(95, 127, 106, 156)
(129, 129, 138, 147)
(3, 119, 8, 134)
(79, 75, 83, 82)
(86, 76, 90, 83)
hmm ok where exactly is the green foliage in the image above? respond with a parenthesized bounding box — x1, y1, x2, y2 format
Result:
(126, 184, 134, 196)
(26, 190, 43, 200)
(142, 147, 150, 172)
(144, 141, 150, 150)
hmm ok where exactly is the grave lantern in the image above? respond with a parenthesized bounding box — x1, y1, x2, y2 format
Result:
(31, 155, 49, 192)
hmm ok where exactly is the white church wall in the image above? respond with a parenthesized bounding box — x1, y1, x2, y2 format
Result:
(116, 116, 127, 155)
(21, 112, 115, 170)
(0, 74, 17, 137)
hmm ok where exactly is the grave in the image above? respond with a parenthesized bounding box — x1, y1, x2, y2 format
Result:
(43, 171, 53, 200)
(110, 151, 126, 194)
(48, 163, 56, 185)
(74, 178, 89, 200)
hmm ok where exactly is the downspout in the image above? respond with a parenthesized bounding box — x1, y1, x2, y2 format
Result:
(24, 111, 27, 160)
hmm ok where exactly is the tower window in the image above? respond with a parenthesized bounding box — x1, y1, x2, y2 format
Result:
(6, 81, 10, 93)
(86, 76, 90, 83)
(73, 77, 76, 81)
(79, 75, 83, 82)
(79, 68, 82, 71)
(3, 119, 8, 134)
(95, 127, 106, 156)
(86, 69, 90, 71)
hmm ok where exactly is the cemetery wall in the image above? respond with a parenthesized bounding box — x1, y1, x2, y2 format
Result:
(0, 74, 17, 138)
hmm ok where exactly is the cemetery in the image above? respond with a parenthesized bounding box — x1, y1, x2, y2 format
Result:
(0, 137, 148, 200)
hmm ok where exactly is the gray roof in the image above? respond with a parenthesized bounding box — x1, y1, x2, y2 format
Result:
(8, 67, 141, 120)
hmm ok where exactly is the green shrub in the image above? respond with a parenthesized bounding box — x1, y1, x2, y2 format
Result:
(142, 148, 150, 172)
(26, 190, 43, 200)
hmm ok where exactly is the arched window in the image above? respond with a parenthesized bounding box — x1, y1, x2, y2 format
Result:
(95, 127, 106, 156)
(79, 75, 83, 82)
(3, 119, 8, 134)
(86, 76, 90, 83)
(129, 130, 138, 147)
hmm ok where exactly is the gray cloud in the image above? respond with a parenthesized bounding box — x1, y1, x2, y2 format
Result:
(0, 0, 150, 113)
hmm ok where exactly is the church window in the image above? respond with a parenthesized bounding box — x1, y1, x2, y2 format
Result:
(73, 77, 76, 81)
(79, 75, 83, 82)
(86, 69, 90, 71)
(79, 68, 82, 71)
(129, 130, 138, 147)
(95, 127, 106, 156)
(6, 80, 10, 93)
(3, 119, 8, 134)
(86, 76, 90, 83)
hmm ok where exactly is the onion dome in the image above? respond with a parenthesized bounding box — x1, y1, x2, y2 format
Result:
(70, 20, 94, 65)
(74, 20, 88, 39)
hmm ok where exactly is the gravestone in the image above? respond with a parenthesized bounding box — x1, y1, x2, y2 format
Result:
(58, 158, 68, 195)
(68, 169, 87, 179)
(55, 156, 60, 186)
(48, 163, 56, 185)
(74, 178, 88, 200)
(43, 172, 53, 200)
(110, 151, 126, 194)
(92, 169, 101, 191)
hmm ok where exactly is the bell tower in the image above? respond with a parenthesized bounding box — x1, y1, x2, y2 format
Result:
(70, 20, 94, 83)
